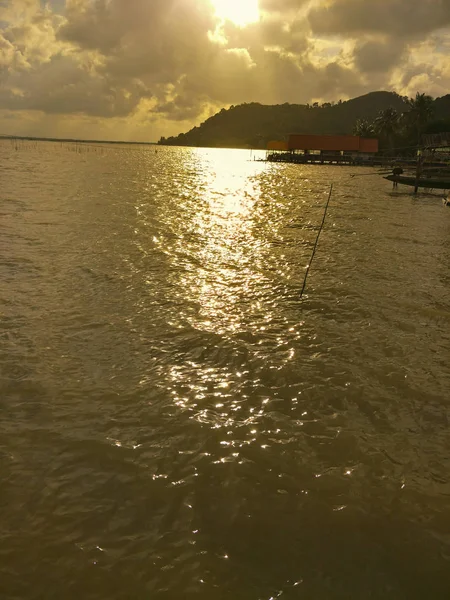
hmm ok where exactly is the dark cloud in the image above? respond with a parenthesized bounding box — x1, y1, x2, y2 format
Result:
(0, 53, 145, 117)
(311, 60, 363, 99)
(59, 0, 216, 53)
(353, 38, 407, 73)
(308, 0, 450, 38)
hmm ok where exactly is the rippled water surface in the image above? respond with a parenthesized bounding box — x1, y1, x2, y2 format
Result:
(1, 140, 450, 599)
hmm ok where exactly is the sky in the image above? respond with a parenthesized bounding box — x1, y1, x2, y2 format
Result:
(0, 0, 449, 141)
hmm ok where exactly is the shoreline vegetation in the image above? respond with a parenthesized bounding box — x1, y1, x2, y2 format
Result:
(158, 91, 450, 154)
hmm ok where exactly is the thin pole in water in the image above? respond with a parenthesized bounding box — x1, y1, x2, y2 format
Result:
(300, 183, 334, 299)
(414, 150, 422, 194)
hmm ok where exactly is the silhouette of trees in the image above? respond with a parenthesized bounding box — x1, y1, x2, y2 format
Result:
(374, 107, 400, 153)
(353, 119, 376, 138)
(353, 93, 437, 154)
(405, 92, 434, 143)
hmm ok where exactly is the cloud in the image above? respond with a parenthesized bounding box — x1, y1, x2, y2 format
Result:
(0, 54, 149, 117)
(260, 0, 310, 15)
(353, 38, 407, 74)
(0, 0, 449, 141)
(0, 0, 64, 67)
(308, 0, 450, 38)
(0, 32, 29, 72)
(59, 0, 216, 57)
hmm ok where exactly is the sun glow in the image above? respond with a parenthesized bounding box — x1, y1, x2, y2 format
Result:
(211, 0, 259, 26)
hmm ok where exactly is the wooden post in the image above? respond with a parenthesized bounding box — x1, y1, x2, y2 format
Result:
(414, 150, 422, 194)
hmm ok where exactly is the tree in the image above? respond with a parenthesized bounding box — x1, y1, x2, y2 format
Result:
(425, 118, 450, 134)
(405, 92, 434, 144)
(374, 107, 399, 154)
(353, 118, 375, 138)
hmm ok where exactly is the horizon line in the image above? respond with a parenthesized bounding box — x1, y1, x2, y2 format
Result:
(0, 134, 157, 145)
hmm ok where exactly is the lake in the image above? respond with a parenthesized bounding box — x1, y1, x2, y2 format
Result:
(1, 140, 450, 599)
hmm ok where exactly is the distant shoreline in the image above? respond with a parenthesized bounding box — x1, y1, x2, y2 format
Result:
(0, 134, 156, 146)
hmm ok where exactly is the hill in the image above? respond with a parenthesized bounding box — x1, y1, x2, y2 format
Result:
(158, 91, 450, 149)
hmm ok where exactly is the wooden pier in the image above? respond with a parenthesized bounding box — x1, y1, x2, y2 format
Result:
(265, 151, 378, 166)
(265, 134, 380, 166)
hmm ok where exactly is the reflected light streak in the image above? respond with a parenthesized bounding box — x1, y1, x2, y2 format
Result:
(179, 149, 264, 337)
(154, 148, 301, 436)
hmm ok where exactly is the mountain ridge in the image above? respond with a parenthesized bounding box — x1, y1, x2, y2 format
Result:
(159, 91, 450, 149)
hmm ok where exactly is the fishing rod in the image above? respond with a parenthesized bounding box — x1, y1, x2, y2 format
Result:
(300, 183, 333, 299)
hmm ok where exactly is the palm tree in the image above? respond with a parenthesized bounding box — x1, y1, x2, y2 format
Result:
(353, 118, 375, 138)
(374, 107, 399, 154)
(405, 92, 434, 145)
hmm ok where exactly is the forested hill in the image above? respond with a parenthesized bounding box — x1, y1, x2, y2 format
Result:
(158, 91, 450, 149)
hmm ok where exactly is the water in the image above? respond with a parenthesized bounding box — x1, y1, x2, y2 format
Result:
(1, 141, 450, 599)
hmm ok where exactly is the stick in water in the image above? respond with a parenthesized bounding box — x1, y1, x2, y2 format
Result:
(300, 183, 333, 299)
